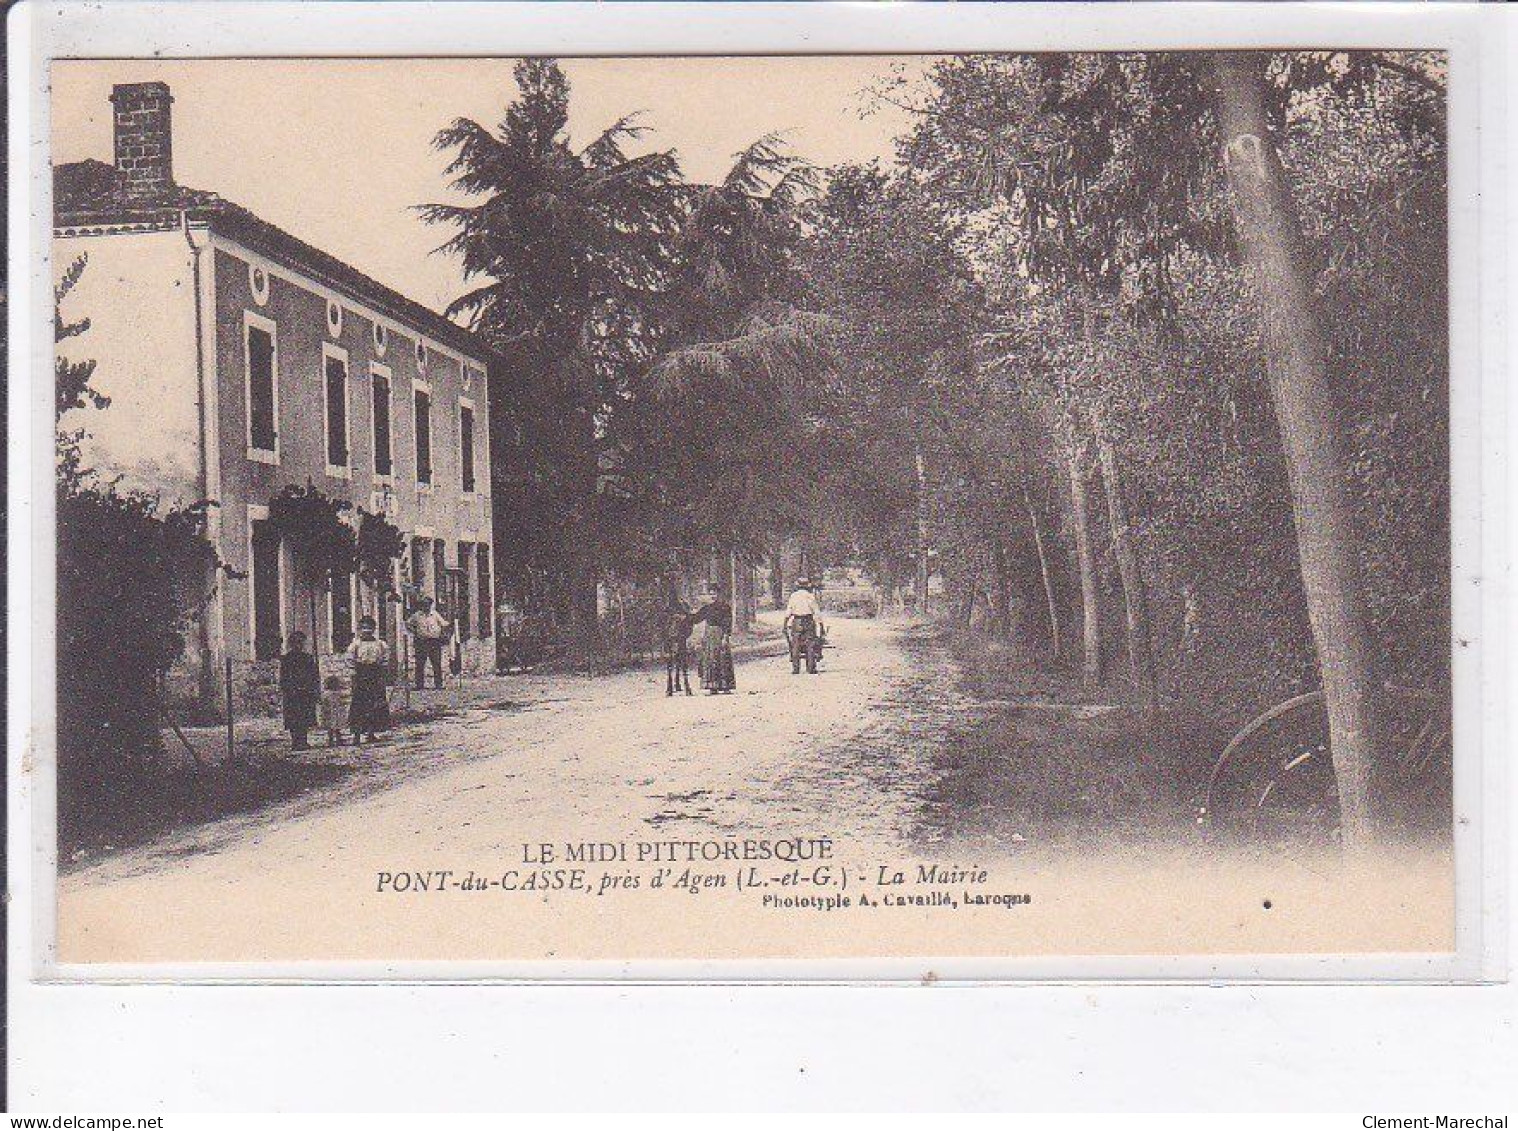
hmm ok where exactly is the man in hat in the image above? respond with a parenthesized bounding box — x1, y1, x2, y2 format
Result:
(783, 577, 824, 675)
(405, 595, 449, 690)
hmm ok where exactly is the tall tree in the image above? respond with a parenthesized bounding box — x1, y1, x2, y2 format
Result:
(1209, 51, 1386, 851)
(638, 135, 831, 579)
(422, 58, 684, 643)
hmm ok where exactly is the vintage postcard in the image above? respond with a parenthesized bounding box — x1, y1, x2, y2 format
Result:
(40, 47, 1468, 971)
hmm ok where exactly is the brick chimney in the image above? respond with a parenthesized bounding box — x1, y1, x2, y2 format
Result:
(109, 81, 174, 197)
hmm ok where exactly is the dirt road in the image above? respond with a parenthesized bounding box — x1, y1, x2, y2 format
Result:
(57, 613, 986, 959)
(55, 612, 1452, 964)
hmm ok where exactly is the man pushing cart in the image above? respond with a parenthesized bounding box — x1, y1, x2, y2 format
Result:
(783, 577, 826, 675)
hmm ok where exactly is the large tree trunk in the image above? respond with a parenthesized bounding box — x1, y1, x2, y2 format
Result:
(1092, 415, 1159, 713)
(1023, 483, 1063, 662)
(914, 443, 931, 616)
(1067, 442, 1102, 690)
(1211, 51, 1384, 853)
(768, 545, 784, 608)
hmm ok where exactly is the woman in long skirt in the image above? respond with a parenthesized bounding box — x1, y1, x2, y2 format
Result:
(278, 631, 320, 750)
(696, 596, 736, 695)
(345, 615, 392, 742)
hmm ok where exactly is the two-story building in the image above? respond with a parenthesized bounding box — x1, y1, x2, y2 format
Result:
(55, 81, 499, 707)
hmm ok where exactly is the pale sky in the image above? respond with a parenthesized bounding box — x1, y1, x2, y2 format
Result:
(52, 57, 929, 314)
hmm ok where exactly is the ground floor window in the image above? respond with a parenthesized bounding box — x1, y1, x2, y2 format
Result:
(456, 543, 473, 640)
(330, 570, 355, 652)
(476, 543, 492, 637)
(251, 519, 282, 660)
(371, 561, 402, 675)
(410, 536, 429, 601)
(433, 539, 448, 607)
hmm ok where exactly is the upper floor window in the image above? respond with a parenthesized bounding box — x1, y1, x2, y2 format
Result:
(459, 399, 476, 494)
(323, 344, 350, 477)
(244, 312, 279, 462)
(414, 383, 433, 486)
(371, 364, 393, 479)
(326, 300, 344, 338)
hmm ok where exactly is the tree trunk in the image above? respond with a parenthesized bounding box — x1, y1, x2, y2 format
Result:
(1067, 443, 1102, 690)
(1023, 484, 1063, 662)
(1211, 50, 1384, 853)
(768, 545, 784, 607)
(990, 538, 1026, 646)
(1092, 415, 1158, 713)
(728, 549, 745, 631)
(914, 443, 931, 616)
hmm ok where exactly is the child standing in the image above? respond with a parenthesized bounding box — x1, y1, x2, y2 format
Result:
(278, 631, 320, 751)
(320, 674, 348, 746)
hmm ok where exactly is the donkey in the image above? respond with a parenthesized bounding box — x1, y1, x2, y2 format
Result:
(662, 604, 698, 696)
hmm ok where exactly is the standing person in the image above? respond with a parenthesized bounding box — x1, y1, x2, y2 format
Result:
(405, 595, 448, 690)
(784, 577, 824, 675)
(320, 675, 348, 747)
(278, 630, 320, 751)
(345, 615, 391, 743)
(696, 592, 736, 695)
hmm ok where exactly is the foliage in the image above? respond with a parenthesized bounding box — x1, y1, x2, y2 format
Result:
(267, 482, 357, 584)
(424, 49, 1450, 763)
(356, 508, 406, 593)
(422, 57, 684, 632)
(883, 50, 1449, 725)
(57, 485, 219, 803)
(54, 257, 222, 836)
(56, 254, 108, 488)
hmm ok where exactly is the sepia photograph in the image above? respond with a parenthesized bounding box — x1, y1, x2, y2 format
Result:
(44, 47, 1458, 966)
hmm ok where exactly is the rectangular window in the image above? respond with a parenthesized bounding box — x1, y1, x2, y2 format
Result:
(459, 403, 476, 494)
(378, 559, 401, 675)
(410, 536, 429, 599)
(476, 543, 492, 637)
(372, 366, 393, 478)
(456, 543, 473, 640)
(414, 387, 432, 485)
(433, 539, 448, 607)
(330, 570, 355, 652)
(324, 346, 350, 474)
(245, 315, 278, 457)
(251, 518, 283, 660)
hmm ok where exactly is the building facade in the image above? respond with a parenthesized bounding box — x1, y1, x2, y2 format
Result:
(55, 82, 499, 708)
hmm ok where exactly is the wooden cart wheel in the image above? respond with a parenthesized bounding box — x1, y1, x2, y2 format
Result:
(1199, 690, 1338, 842)
(1199, 686, 1450, 843)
